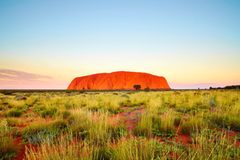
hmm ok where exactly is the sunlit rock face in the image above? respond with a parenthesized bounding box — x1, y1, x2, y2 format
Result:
(67, 71, 170, 90)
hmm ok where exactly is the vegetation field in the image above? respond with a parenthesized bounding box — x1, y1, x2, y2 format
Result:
(0, 90, 240, 160)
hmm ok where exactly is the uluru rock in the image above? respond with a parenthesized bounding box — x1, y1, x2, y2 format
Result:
(67, 71, 170, 90)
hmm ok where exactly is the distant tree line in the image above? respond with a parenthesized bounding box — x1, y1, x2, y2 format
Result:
(209, 85, 240, 90)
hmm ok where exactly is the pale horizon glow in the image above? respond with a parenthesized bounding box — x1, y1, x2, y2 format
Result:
(0, 0, 240, 89)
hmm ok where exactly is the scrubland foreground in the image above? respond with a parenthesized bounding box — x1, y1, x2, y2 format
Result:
(0, 90, 240, 160)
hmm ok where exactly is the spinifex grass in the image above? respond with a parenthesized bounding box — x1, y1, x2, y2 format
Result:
(188, 129, 240, 159)
(0, 120, 19, 159)
(0, 90, 240, 159)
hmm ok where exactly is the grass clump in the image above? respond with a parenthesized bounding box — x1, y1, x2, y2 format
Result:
(156, 110, 177, 137)
(92, 145, 113, 160)
(210, 113, 240, 131)
(25, 136, 87, 160)
(113, 138, 159, 160)
(2, 90, 240, 159)
(0, 120, 18, 160)
(61, 110, 71, 119)
(0, 136, 18, 160)
(68, 109, 127, 144)
(5, 104, 28, 117)
(188, 129, 240, 159)
(22, 120, 68, 144)
(133, 112, 153, 137)
(134, 110, 177, 137)
(108, 124, 127, 141)
(34, 105, 57, 118)
(113, 137, 184, 160)
(87, 112, 112, 145)
(181, 116, 207, 135)
(67, 109, 91, 140)
(5, 109, 22, 117)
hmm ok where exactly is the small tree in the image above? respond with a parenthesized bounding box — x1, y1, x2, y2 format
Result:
(144, 87, 150, 91)
(133, 84, 141, 90)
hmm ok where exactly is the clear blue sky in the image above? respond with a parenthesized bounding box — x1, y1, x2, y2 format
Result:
(0, 0, 239, 89)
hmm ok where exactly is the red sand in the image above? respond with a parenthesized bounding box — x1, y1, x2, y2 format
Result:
(109, 107, 144, 132)
(13, 136, 25, 160)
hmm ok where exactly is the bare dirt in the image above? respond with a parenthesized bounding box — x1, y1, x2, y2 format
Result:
(109, 106, 144, 132)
